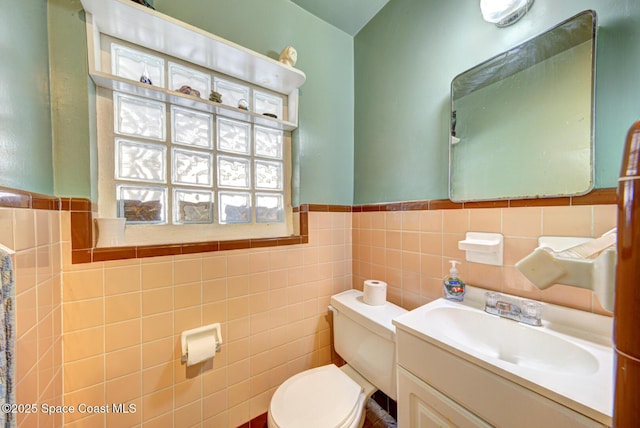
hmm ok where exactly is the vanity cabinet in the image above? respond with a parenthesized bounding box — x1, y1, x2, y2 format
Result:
(398, 366, 491, 427)
(395, 329, 607, 428)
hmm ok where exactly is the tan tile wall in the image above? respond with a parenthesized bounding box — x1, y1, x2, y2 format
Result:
(6, 202, 616, 427)
(59, 211, 352, 427)
(353, 205, 617, 314)
(0, 208, 63, 427)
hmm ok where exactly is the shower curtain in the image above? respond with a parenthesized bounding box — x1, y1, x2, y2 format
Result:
(0, 250, 15, 428)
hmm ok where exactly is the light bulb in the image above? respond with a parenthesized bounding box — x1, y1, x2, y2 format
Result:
(480, 0, 532, 27)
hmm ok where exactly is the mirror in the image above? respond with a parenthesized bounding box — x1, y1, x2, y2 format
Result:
(449, 10, 597, 202)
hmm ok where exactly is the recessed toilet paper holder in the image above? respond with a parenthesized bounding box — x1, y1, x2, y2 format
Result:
(181, 323, 222, 363)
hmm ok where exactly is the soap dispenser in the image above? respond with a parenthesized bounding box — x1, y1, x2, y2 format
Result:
(443, 260, 466, 301)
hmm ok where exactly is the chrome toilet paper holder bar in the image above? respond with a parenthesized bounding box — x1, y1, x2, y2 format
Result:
(181, 323, 222, 363)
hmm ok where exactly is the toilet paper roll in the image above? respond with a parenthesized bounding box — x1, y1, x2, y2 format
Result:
(186, 335, 216, 366)
(363, 280, 387, 306)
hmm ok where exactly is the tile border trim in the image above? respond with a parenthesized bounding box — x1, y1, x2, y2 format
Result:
(352, 188, 617, 211)
(0, 186, 616, 263)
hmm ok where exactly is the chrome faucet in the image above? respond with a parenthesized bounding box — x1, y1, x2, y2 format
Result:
(484, 292, 542, 326)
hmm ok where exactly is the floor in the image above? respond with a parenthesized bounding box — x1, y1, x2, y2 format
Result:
(238, 412, 267, 428)
(362, 397, 398, 428)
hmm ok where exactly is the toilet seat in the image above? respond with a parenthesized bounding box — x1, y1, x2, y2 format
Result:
(269, 364, 364, 428)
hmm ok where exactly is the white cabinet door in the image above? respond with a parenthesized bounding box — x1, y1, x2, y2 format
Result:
(398, 367, 491, 428)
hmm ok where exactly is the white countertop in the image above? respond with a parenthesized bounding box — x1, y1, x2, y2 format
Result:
(392, 287, 613, 425)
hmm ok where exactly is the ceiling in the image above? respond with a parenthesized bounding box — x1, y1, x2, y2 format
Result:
(289, 0, 390, 36)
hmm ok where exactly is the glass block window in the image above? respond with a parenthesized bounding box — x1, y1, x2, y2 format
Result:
(218, 155, 250, 189)
(115, 139, 166, 183)
(214, 78, 250, 110)
(217, 118, 250, 154)
(105, 42, 289, 233)
(174, 189, 214, 224)
(168, 62, 211, 98)
(255, 126, 283, 159)
(171, 106, 213, 148)
(111, 44, 165, 87)
(255, 160, 283, 190)
(256, 193, 283, 223)
(254, 91, 283, 119)
(219, 192, 251, 224)
(114, 93, 166, 141)
(172, 148, 213, 187)
(118, 185, 166, 224)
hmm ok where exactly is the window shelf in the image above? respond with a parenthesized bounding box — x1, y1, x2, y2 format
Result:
(80, 0, 304, 128)
(91, 71, 298, 131)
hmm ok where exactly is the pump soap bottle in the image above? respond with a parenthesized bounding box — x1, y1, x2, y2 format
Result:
(443, 260, 466, 301)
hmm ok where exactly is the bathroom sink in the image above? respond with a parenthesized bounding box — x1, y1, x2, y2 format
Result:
(393, 288, 614, 422)
(419, 306, 598, 375)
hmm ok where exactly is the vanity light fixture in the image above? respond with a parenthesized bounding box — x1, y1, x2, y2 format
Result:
(480, 0, 534, 27)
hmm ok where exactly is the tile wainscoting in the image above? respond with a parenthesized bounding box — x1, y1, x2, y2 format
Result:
(352, 199, 617, 315)
(58, 208, 352, 427)
(0, 186, 616, 427)
(0, 202, 63, 427)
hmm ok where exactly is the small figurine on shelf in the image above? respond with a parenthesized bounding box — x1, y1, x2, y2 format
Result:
(140, 64, 152, 85)
(177, 85, 201, 98)
(278, 46, 297, 67)
(237, 99, 249, 111)
(209, 90, 222, 103)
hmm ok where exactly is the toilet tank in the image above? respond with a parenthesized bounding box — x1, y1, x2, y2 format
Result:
(330, 290, 407, 400)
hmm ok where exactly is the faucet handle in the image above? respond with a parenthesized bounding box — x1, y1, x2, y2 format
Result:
(520, 300, 543, 325)
(485, 292, 502, 308)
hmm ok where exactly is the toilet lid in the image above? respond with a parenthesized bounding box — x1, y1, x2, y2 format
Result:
(270, 364, 363, 428)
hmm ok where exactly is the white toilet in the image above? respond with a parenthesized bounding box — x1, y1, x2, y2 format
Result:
(268, 289, 407, 428)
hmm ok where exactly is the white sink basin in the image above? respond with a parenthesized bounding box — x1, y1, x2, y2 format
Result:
(393, 291, 613, 423)
(420, 306, 599, 375)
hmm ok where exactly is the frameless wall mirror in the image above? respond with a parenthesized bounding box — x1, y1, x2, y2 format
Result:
(449, 10, 597, 202)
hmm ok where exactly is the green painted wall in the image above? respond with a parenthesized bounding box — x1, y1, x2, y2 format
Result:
(48, 0, 97, 200)
(354, 0, 640, 204)
(9, 1, 640, 205)
(47, 0, 354, 205)
(0, 0, 53, 195)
